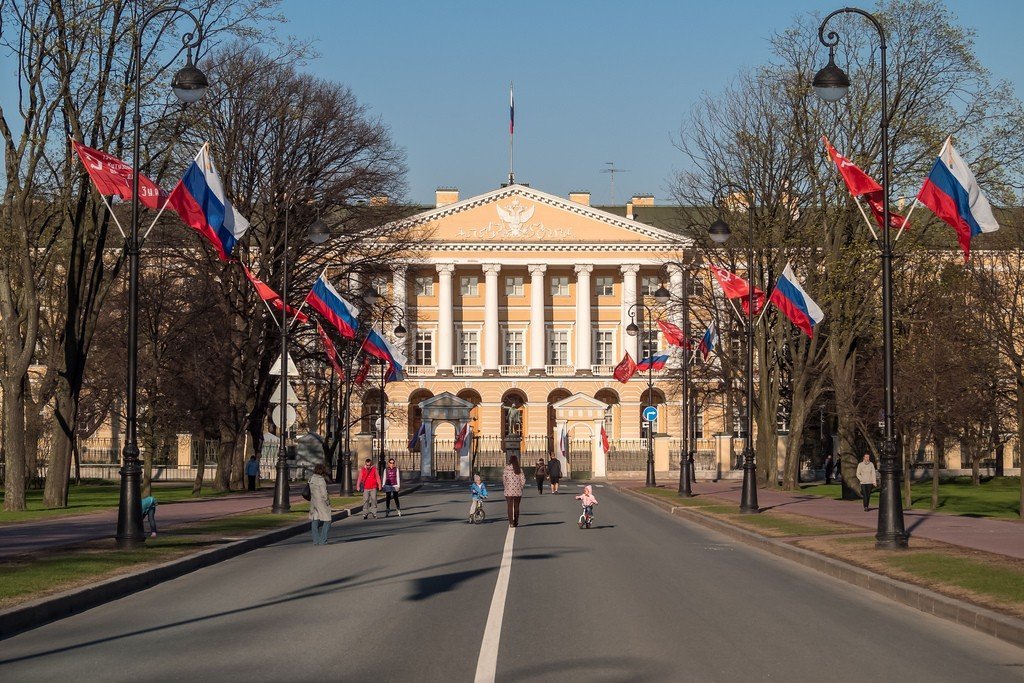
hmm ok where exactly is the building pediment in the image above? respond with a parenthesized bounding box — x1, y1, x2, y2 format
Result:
(418, 392, 473, 410)
(551, 393, 608, 411)
(402, 185, 685, 246)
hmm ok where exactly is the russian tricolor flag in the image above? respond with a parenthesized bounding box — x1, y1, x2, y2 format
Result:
(361, 327, 407, 382)
(699, 324, 718, 360)
(917, 138, 1000, 261)
(637, 350, 670, 372)
(168, 144, 249, 261)
(768, 265, 824, 338)
(305, 273, 360, 339)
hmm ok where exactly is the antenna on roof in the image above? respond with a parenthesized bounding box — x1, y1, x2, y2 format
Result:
(600, 162, 630, 204)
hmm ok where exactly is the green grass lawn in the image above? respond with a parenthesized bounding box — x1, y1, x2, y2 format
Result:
(0, 495, 362, 606)
(0, 483, 237, 524)
(801, 477, 1022, 519)
(884, 552, 1024, 605)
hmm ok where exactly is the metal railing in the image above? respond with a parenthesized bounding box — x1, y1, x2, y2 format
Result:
(590, 364, 616, 376)
(499, 364, 529, 376)
(545, 364, 575, 376)
(453, 365, 482, 376)
(607, 438, 646, 471)
(405, 365, 435, 377)
(567, 439, 590, 473)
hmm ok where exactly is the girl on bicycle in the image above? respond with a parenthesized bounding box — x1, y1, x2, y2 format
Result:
(576, 484, 598, 520)
(469, 474, 488, 522)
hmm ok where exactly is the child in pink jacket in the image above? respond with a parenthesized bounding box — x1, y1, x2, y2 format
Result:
(576, 485, 598, 517)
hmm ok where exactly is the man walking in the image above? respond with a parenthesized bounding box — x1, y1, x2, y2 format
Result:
(546, 454, 562, 494)
(823, 453, 834, 485)
(857, 453, 877, 511)
(357, 458, 382, 519)
(245, 454, 260, 491)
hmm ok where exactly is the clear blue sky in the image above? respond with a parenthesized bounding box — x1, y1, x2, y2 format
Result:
(276, 0, 1021, 206)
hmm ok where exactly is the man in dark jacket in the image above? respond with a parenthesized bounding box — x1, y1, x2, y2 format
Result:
(546, 455, 562, 494)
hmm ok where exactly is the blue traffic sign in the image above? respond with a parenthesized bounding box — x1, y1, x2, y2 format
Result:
(642, 406, 659, 423)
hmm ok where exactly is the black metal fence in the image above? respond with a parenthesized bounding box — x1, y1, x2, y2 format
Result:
(607, 439, 646, 472)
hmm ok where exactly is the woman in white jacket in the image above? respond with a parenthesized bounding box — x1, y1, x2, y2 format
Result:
(309, 463, 333, 545)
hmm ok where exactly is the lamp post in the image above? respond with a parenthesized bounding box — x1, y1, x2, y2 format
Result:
(654, 258, 700, 497)
(116, 7, 209, 549)
(708, 185, 759, 514)
(366, 295, 406, 476)
(627, 302, 659, 487)
(813, 7, 907, 548)
(271, 207, 330, 514)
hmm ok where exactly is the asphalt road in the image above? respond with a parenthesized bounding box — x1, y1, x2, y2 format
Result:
(1, 484, 1022, 682)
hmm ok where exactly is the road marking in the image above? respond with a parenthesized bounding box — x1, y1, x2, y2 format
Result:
(474, 525, 515, 683)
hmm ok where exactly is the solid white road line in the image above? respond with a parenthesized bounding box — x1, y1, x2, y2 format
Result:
(474, 525, 516, 683)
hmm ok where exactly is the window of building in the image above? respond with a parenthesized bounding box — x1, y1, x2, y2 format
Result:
(504, 330, 525, 365)
(641, 275, 661, 296)
(370, 275, 389, 298)
(641, 329, 659, 360)
(733, 406, 748, 438)
(414, 276, 434, 296)
(777, 404, 790, 434)
(460, 275, 478, 296)
(550, 276, 569, 297)
(731, 336, 742, 364)
(414, 330, 433, 366)
(595, 276, 614, 296)
(687, 278, 706, 297)
(694, 405, 704, 438)
(458, 330, 479, 366)
(548, 330, 570, 365)
(593, 330, 614, 365)
(604, 406, 614, 439)
(505, 276, 524, 297)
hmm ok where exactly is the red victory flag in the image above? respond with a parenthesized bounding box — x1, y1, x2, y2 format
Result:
(600, 425, 610, 455)
(657, 320, 688, 348)
(316, 323, 344, 376)
(613, 352, 638, 383)
(823, 136, 907, 230)
(71, 139, 166, 209)
(709, 264, 765, 314)
(242, 265, 309, 324)
(354, 355, 371, 386)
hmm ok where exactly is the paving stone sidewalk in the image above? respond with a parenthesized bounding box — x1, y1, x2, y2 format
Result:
(628, 479, 1024, 559)
(0, 485, 338, 559)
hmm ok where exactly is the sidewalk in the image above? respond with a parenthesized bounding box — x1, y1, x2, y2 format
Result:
(629, 479, 1024, 560)
(0, 486, 333, 559)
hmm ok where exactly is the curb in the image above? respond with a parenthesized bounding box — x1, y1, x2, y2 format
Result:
(619, 486, 1024, 650)
(0, 484, 421, 641)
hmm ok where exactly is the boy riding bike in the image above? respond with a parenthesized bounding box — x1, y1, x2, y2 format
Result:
(469, 474, 488, 523)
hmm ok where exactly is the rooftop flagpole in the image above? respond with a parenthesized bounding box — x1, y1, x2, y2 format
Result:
(508, 81, 515, 185)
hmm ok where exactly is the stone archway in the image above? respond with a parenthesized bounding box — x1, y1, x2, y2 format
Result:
(418, 392, 474, 479)
(551, 393, 609, 478)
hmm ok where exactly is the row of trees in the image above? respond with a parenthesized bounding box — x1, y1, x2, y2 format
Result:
(668, 0, 1023, 515)
(0, 0, 413, 510)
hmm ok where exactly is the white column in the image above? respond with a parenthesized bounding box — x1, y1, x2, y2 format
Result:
(621, 264, 640, 360)
(528, 264, 547, 375)
(574, 264, 593, 374)
(668, 264, 684, 368)
(393, 266, 408, 356)
(592, 419, 607, 478)
(436, 264, 455, 375)
(483, 263, 501, 376)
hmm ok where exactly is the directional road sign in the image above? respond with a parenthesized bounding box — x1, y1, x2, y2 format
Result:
(642, 405, 659, 423)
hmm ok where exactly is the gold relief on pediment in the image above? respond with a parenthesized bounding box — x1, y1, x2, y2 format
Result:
(453, 198, 574, 242)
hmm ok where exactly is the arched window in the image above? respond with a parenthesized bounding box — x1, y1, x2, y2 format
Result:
(361, 390, 388, 437)
(501, 390, 528, 440)
(407, 390, 434, 448)
(640, 388, 666, 439)
(595, 389, 619, 439)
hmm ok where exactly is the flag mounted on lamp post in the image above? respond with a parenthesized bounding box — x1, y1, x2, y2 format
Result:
(768, 264, 825, 338)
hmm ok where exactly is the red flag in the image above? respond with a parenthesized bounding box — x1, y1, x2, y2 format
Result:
(316, 323, 344, 376)
(709, 264, 765, 314)
(613, 352, 637, 383)
(823, 136, 907, 230)
(242, 265, 309, 324)
(72, 140, 166, 209)
(600, 425, 610, 455)
(454, 423, 471, 450)
(354, 355, 371, 386)
(657, 320, 688, 348)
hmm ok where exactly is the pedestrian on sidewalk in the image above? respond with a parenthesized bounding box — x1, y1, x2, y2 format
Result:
(141, 495, 158, 538)
(824, 454, 834, 485)
(246, 454, 260, 491)
(308, 463, 332, 545)
(357, 458, 381, 519)
(546, 454, 562, 494)
(383, 458, 402, 517)
(503, 455, 526, 528)
(534, 458, 547, 494)
(857, 453, 877, 511)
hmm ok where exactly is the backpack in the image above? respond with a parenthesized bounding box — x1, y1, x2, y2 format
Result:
(536, 463, 547, 477)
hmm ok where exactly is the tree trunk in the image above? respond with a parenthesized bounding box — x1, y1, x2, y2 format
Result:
(192, 429, 206, 496)
(230, 434, 245, 491)
(214, 428, 234, 492)
(2, 379, 27, 511)
(931, 434, 943, 511)
(1017, 370, 1024, 519)
(781, 399, 810, 491)
(44, 385, 77, 508)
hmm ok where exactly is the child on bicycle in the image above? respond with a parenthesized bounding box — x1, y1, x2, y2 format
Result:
(576, 484, 598, 520)
(469, 474, 488, 522)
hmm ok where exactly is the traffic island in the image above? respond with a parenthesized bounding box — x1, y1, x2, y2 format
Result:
(622, 485, 1024, 649)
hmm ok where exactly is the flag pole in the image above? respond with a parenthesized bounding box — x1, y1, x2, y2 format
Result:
(289, 265, 329, 331)
(852, 196, 880, 242)
(508, 81, 515, 185)
(895, 136, 949, 244)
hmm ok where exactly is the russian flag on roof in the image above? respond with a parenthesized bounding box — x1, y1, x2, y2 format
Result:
(636, 350, 670, 372)
(361, 327, 407, 382)
(168, 143, 249, 261)
(768, 264, 824, 338)
(917, 138, 1000, 261)
(305, 273, 360, 339)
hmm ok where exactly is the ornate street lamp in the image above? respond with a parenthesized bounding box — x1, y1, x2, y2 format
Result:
(708, 186, 759, 514)
(814, 7, 907, 548)
(116, 7, 208, 549)
(371, 300, 406, 475)
(627, 302, 659, 487)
